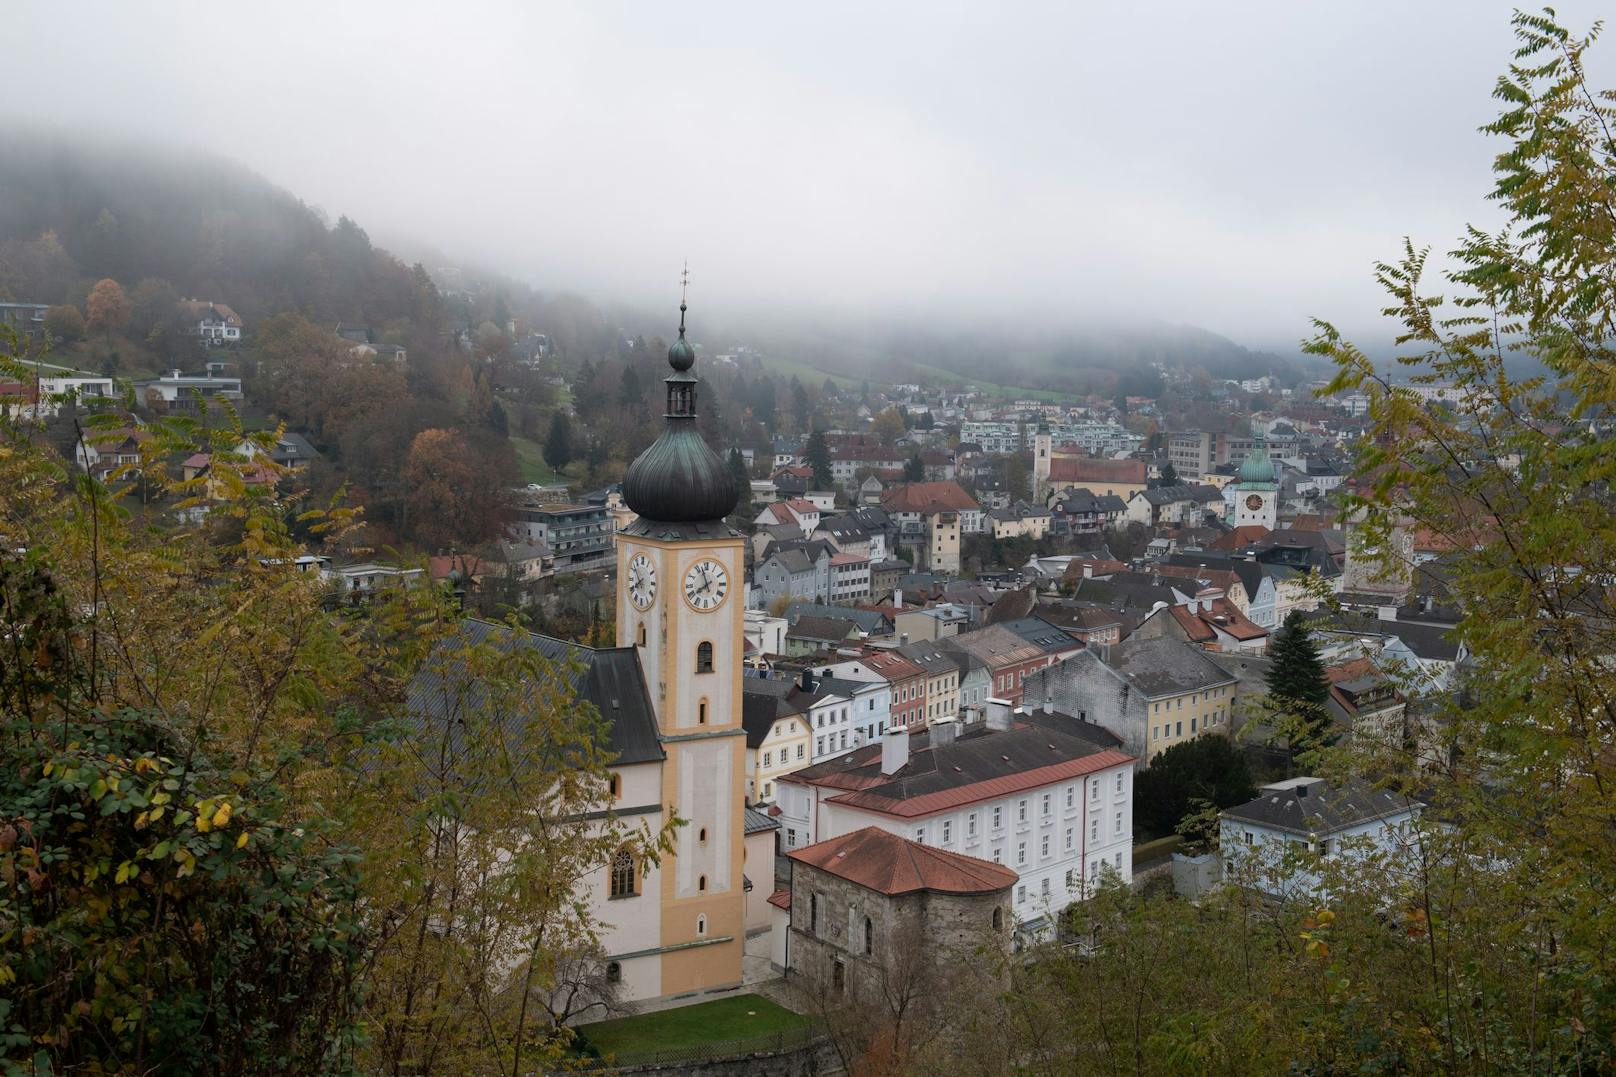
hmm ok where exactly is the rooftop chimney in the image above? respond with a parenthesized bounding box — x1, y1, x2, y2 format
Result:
(930, 718, 958, 748)
(985, 698, 1013, 732)
(799, 668, 816, 692)
(1042, 693, 1054, 715)
(894, 588, 903, 610)
(881, 726, 911, 775)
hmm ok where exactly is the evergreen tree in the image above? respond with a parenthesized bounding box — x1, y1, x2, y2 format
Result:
(903, 454, 925, 482)
(727, 448, 751, 508)
(1155, 462, 1179, 487)
(1264, 610, 1332, 757)
(805, 428, 832, 490)
(542, 410, 574, 470)
(1132, 735, 1256, 840)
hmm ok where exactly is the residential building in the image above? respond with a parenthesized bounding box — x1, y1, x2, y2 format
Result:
(178, 300, 244, 344)
(828, 551, 872, 604)
(776, 705, 1135, 935)
(938, 622, 1076, 706)
(742, 683, 814, 803)
(755, 545, 832, 607)
(896, 639, 961, 725)
(744, 611, 789, 658)
(818, 649, 928, 730)
(1024, 638, 1239, 761)
(743, 807, 781, 934)
(1220, 778, 1424, 900)
(510, 499, 614, 573)
(990, 501, 1054, 540)
(137, 369, 244, 411)
(881, 482, 984, 573)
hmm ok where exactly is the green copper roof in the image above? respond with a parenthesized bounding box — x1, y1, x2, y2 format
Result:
(621, 297, 738, 523)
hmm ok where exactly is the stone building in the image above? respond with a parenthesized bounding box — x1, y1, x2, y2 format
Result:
(777, 827, 1014, 1005)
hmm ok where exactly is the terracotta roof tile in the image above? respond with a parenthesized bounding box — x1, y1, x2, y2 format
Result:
(1048, 458, 1146, 484)
(787, 826, 1017, 896)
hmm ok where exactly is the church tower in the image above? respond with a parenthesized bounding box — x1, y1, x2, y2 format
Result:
(616, 293, 747, 997)
(1233, 425, 1278, 530)
(1032, 421, 1052, 503)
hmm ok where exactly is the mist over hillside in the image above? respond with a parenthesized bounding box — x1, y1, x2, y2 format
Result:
(0, 130, 1327, 388)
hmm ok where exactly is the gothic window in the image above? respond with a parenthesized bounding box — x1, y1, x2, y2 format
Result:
(696, 641, 714, 674)
(698, 874, 707, 892)
(697, 914, 707, 936)
(609, 847, 636, 898)
(606, 961, 621, 984)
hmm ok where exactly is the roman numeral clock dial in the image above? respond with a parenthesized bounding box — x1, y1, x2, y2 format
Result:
(627, 553, 657, 610)
(682, 559, 729, 612)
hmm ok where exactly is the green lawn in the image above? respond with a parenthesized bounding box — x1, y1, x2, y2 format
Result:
(576, 993, 807, 1059)
(904, 361, 1068, 401)
(511, 436, 567, 485)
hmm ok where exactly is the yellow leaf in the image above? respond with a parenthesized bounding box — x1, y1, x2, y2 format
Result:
(212, 802, 232, 828)
(235, 831, 249, 850)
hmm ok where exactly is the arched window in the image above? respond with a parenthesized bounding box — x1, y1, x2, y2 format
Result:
(698, 699, 708, 724)
(699, 827, 707, 843)
(637, 622, 646, 647)
(696, 641, 714, 674)
(609, 847, 636, 899)
(605, 961, 621, 984)
(992, 907, 1004, 932)
(696, 914, 708, 936)
(863, 916, 873, 955)
(698, 874, 707, 892)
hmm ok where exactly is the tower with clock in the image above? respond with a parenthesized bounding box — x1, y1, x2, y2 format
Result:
(614, 291, 747, 998)
(1232, 425, 1278, 530)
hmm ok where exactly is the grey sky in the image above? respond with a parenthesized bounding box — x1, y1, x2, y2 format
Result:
(11, 1, 1607, 352)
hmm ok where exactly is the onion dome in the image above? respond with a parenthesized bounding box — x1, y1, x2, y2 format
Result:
(1238, 429, 1276, 485)
(622, 299, 739, 523)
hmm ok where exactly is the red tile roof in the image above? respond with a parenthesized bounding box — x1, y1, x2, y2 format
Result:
(767, 887, 792, 911)
(879, 480, 979, 515)
(1048, 458, 1146, 485)
(826, 750, 1135, 818)
(787, 827, 1016, 896)
(1207, 524, 1271, 550)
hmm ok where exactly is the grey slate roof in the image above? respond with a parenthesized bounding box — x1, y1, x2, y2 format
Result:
(789, 615, 859, 643)
(785, 602, 893, 635)
(997, 616, 1081, 654)
(744, 805, 781, 834)
(1105, 637, 1238, 697)
(407, 619, 664, 766)
(1222, 779, 1422, 837)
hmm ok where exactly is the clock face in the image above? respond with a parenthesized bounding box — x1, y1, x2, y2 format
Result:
(1245, 494, 1265, 511)
(627, 553, 657, 610)
(683, 559, 729, 612)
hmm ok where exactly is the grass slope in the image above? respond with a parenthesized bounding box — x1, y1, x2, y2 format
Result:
(510, 436, 566, 485)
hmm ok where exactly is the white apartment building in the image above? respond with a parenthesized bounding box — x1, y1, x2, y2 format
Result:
(777, 703, 1136, 935)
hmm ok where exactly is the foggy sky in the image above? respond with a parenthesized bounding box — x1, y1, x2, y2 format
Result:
(9, 1, 1609, 353)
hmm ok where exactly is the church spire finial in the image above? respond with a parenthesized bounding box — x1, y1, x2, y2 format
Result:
(678, 261, 689, 336)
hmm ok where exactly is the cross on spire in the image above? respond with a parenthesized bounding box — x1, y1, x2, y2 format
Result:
(679, 262, 690, 334)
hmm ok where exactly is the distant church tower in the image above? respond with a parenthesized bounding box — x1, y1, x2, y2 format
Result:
(1032, 421, 1052, 503)
(616, 291, 747, 997)
(1233, 425, 1278, 530)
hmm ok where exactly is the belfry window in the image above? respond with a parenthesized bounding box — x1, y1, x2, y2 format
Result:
(696, 641, 714, 674)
